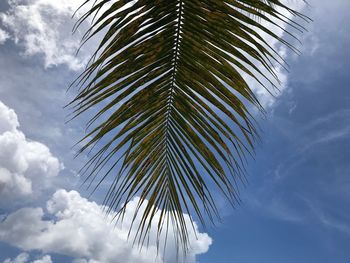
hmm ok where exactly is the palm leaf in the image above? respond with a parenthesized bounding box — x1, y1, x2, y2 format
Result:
(69, 0, 309, 252)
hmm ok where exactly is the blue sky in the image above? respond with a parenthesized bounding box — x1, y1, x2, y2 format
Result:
(0, 0, 349, 262)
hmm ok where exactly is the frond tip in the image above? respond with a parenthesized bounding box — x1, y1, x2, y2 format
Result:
(69, 0, 309, 254)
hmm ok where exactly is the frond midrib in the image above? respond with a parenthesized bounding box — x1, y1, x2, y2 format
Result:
(163, 0, 184, 192)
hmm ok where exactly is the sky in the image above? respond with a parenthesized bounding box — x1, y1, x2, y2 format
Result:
(0, 0, 349, 262)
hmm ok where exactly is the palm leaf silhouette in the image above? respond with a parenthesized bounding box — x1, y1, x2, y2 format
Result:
(69, 0, 309, 252)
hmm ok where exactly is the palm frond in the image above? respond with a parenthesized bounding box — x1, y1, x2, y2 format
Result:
(69, 0, 309, 253)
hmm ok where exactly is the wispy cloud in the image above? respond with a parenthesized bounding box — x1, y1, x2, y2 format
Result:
(302, 197, 350, 235)
(300, 109, 350, 151)
(246, 194, 305, 223)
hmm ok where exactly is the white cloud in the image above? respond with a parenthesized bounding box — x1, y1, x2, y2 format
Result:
(31, 255, 52, 263)
(0, 189, 211, 263)
(0, 101, 19, 133)
(3, 253, 29, 263)
(0, 28, 9, 44)
(3, 254, 52, 263)
(72, 260, 99, 263)
(0, 0, 92, 70)
(0, 101, 62, 204)
(243, 1, 307, 108)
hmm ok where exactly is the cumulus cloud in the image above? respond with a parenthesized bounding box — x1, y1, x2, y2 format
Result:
(0, 101, 19, 133)
(0, 101, 62, 205)
(0, 0, 92, 70)
(3, 253, 29, 263)
(0, 28, 9, 44)
(3, 254, 52, 263)
(31, 255, 52, 263)
(0, 189, 212, 263)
